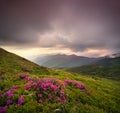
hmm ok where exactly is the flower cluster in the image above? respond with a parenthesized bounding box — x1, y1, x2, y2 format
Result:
(24, 77, 67, 104)
(16, 96, 24, 107)
(0, 73, 90, 113)
(18, 73, 30, 79)
(11, 85, 20, 89)
(18, 73, 33, 82)
(0, 106, 8, 113)
(64, 79, 85, 89)
(0, 86, 24, 113)
(64, 79, 91, 95)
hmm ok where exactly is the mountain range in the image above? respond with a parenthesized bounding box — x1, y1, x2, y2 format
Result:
(35, 53, 120, 68)
(35, 53, 120, 80)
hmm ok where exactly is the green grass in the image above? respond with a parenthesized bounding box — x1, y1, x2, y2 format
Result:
(67, 64, 120, 80)
(0, 48, 50, 76)
(0, 48, 120, 113)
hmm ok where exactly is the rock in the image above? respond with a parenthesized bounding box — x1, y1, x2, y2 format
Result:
(55, 108, 62, 113)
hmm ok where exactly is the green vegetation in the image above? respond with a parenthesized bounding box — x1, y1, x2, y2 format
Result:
(67, 64, 120, 80)
(0, 48, 120, 113)
(67, 56, 120, 80)
(0, 48, 50, 76)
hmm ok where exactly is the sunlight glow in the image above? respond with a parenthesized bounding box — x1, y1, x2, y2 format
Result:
(1, 46, 111, 60)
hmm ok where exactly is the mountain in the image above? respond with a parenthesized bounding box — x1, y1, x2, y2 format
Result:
(35, 53, 120, 80)
(35, 54, 100, 68)
(0, 48, 120, 113)
(35, 52, 120, 68)
(67, 57, 120, 80)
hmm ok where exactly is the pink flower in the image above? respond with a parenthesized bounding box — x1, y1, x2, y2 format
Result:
(18, 95, 24, 105)
(56, 96, 61, 101)
(24, 84, 31, 90)
(24, 77, 30, 81)
(48, 94, 52, 99)
(6, 99, 13, 105)
(6, 90, 14, 97)
(0, 106, 8, 113)
(12, 85, 20, 89)
(62, 99, 66, 104)
(32, 83, 37, 87)
(38, 94, 42, 97)
(45, 98, 49, 102)
(43, 88, 46, 91)
(38, 98, 42, 103)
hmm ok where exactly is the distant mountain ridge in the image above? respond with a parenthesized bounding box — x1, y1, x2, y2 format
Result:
(35, 53, 120, 80)
(35, 54, 100, 68)
(35, 52, 120, 68)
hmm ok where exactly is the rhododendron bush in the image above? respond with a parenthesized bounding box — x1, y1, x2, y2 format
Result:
(0, 73, 90, 113)
(24, 77, 67, 104)
(0, 87, 24, 113)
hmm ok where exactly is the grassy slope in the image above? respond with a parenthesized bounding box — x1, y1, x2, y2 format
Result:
(0, 48, 50, 76)
(67, 65, 120, 80)
(67, 57, 120, 80)
(0, 48, 120, 113)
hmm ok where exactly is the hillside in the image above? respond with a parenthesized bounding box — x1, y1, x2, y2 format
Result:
(35, 54, 99, 68)
(0, 48, 120, 113)
(0, 48, 50, 76)
(67, 57, 120, 80)
(91, 57, 120, 66)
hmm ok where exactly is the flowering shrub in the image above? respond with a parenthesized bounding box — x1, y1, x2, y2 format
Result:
(0, 86, 23, 113)
(24, 78, 67, 104)
(6, 99, 13, 105)
(6, 90, 14, 97)
(16, 96, 24, 107)
(0, 73, 90, 113)
(64, 79, 85, 89)
(0, 106, 8, 113)
(11, 85, 20, 89)
(64, 79, 91, 95)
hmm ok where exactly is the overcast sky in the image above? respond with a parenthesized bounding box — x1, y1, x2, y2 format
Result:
(0, 0, 120, 59)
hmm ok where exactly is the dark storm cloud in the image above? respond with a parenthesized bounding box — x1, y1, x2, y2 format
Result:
(0, 0, 120, 52)
(0, 0, 61, 45)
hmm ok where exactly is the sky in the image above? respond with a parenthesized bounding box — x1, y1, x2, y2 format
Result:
(0, 0, 120, 59)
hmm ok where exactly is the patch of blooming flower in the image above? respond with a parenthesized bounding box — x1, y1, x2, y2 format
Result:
(0, 106, 8, 113)
(64, 79, 91, 95)
(0, 73, 90, 113)
(18, 73, 34, 82)
(0, 86, 24, 113)
(24, 77, 67, 104)
(64, 79, 85, 89)
(11, 85, 20, 89)
(15, 96, 24, 107)
(18, 73, 29, 78)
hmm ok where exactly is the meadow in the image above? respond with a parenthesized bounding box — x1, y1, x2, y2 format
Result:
(0, 48, 120, 113)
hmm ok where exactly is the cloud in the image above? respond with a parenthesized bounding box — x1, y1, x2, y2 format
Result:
(0, 0, 120, 55)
